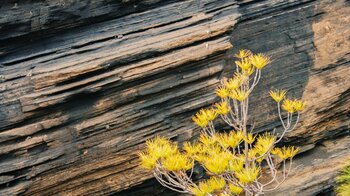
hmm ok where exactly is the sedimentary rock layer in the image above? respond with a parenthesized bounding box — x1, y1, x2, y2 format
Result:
(0, 0, 349, 195)
(0, 0, 239, 195)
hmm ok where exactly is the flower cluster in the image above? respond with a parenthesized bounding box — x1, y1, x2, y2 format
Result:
(271, 146, 299, 160)
(192, 108, 218, 127)
(189, 177, 226, 196)
(139, 136, 193, 171)
(139, 49, 305, 196)
(269, 90, 306, 113)
(215, 73, 249, 101)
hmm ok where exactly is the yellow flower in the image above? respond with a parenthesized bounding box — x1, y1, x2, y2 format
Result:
(224, 78, 241, 90)
(189, 186, 206, 196)
(284, 146, 299, 159)
(232, 89, 249, 101)
(235, 165, 260, 184)
(235, 58, 251, 71)
(202, 151, 231, 174)
(198, 180, 214, 195)
(269, 89, 287, 102)
(215, 132, 241, 149)
(146, 136, 169, 147)
(138, 152, 158, 170)
(207, 144, 224, 156)
(282, 99, 295, 113)
(215, 101, 230, 115)
(236, 130, 245, 141)
(234, 49, 252, 59)
(192, 115, 208, 127)
(272, 147, 286, 159)
(233, 72, 248, 84)
(244, 148, 258, 161)
(244, 66, 255, 76)
(139, 136, 178, 170)
(162, 153, 193, 171)
(236, 89, 249, 101)
(146, 136, 178, 159)
(271, 147, 281, 155)
(206, 176, 226, 191)
(229, 184, 243, 195)
(194, 177, 229, 196)
(272, 146, 299, 159)
(250, 53, 270, 69)
(192, 108, 216, 127)
(194, 154, 206, 162)
(228, 132, 242, 148)
(293, 99, 306, 112)
(232, 131, 244, 146)
(207, 108, 218, 121)
(244, 133, 256, 144)
(228, 159, 244, 172)
(183, 142, 204, 156)
(215, 133, 230, 149)
(254, 132, 275, 155)
(216, 86, 229, 98)
(199, 134, 216, 147)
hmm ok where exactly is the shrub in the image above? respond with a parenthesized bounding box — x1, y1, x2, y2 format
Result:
(139, 49, 305, 196)
(336, 163, 350, 196)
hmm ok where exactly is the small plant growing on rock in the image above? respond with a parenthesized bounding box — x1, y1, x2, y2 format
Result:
(139, 49, 306, 196)
(336, 162, 350, 196)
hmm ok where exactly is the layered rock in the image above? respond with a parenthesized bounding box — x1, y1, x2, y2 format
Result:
(0, 0, 349, 195)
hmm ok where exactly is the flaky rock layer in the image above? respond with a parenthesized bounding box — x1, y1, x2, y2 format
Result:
(0, 0, 349, 195)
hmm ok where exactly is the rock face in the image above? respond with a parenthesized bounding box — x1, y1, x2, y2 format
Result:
(0, 0, 349, 195)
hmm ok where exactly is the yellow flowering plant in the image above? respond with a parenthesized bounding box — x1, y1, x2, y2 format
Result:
(139, 49, 306, 195)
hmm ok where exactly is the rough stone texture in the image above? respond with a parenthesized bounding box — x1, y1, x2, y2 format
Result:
(0, 0, 349, 195)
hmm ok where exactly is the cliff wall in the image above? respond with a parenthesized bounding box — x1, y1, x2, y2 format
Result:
(0, 0, 349, 195)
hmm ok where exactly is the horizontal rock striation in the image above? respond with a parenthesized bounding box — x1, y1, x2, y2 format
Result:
(0, 0, 239, 195)
(0, 0, 349, 195)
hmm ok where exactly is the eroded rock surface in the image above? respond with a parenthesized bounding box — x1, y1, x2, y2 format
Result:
(0, 0, 349, 195)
